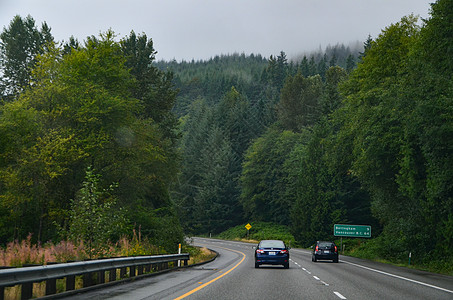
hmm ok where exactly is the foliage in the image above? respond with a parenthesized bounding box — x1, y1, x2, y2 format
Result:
(0, 15, 53, 99)
(217, 222, 295, 246)
(0, 19, 183, 253)
(66, 167, 128, 258)
(241, 126, 301, 224)
(277, 73, 323, 131)
(0, 234, 85, 267)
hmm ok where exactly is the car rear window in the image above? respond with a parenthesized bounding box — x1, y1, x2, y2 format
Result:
(318, 242, 334, 248)
(260, 240, 285, 248)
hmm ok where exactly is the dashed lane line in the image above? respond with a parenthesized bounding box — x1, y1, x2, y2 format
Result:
(334, 291, 347, 299)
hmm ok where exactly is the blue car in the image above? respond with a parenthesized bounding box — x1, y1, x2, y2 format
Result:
(254, 240, 290, 269)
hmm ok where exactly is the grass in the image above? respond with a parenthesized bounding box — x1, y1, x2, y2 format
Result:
(184, 245, 216, 265)
(0, 230, 163, 267)
(335, 237, 453, 276)
(217, 222, 296, 247)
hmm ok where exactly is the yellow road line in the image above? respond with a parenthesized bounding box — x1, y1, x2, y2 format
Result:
(174, 245, 246, 300)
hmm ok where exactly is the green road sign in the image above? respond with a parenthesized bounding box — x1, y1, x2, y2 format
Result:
(334, 224, 371, 238)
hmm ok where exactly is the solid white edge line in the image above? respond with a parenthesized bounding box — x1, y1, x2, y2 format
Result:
(334, 291, 347, 299)
(343, 260, 453, 294)
(313, 276, 320, 280)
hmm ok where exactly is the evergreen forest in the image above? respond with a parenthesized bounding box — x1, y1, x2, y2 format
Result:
(0, 0, 452, 270)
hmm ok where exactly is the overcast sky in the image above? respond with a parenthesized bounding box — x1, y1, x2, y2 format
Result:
(0, 0, 432, 61)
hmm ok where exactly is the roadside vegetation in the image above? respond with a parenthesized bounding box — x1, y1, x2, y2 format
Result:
(217, 222, 296, 247)
(339, 238, 453, 276)
(0, 230, 162, 267)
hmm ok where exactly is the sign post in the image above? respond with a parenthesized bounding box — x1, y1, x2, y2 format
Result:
(245, 223, 252, 239)
(178, 243, 182, 267)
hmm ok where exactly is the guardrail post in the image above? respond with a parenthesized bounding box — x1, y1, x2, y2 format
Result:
(138, 265, 143, 275)
(184, 259, 188, 266)
(99, 270, 105, 284)
(66, 275, 75, 291)
(46, 278, 57, 295)
(1, 286, 4, 300)
(130, 266, 136, 277)
(109, 269, 116, 282)
(120, 267, 127, 279)
(83, 272, 92, 287)
(21, 282, 33, 300)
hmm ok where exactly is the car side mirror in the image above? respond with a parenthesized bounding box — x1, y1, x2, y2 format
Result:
(310, 245, 313, 249)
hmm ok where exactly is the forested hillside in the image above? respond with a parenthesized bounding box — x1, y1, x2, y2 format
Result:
(167, 0, 453, 269)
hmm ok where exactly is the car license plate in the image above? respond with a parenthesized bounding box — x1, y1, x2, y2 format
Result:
(324, 250, 330, 253)
(269, 251, 276, 255)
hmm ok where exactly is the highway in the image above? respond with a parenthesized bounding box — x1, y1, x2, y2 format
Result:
(64, 237, 453, 299)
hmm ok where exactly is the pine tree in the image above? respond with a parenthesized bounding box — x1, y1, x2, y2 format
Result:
(0, 15, 54, 100)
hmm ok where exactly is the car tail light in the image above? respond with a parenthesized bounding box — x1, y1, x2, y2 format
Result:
(315, 245, 319, 252)
(280, 249, 289, 254)
(334, 246, 338, 252)
(256, 249, 265, 254)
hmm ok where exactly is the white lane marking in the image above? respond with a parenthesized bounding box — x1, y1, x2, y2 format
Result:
(334, 291, 347, 299)
(343, 261, 453, 294)
(313, 276, 320, 280)
(290, 259, 300, 267)
(321, 280, 329, 286)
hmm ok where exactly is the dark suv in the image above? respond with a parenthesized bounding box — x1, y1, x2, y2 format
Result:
(312, 241, 339, 263)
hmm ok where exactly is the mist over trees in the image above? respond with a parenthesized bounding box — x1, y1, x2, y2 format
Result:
(0, 0, 452, 270)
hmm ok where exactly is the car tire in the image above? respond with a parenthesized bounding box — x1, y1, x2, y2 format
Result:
(312, 255, 317, 262)
(284, 263, 289, 269)
(255, 262, 259, 268)
(334, 257, 339, 263)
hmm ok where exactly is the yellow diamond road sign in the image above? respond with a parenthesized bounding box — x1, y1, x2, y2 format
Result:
(245, 223, 252, 230)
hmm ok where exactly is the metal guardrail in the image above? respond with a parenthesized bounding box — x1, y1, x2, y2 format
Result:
(0, 253, 190, 300)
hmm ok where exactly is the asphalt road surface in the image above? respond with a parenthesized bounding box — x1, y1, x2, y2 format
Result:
(62, 237, 453, 299)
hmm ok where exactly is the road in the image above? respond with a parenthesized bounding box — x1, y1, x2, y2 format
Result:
(63, 237, 453, 299)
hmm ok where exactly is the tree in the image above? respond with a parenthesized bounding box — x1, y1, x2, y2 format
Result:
(320, 66, 348, 115)
(241, 126, 300, 224)
(345, 54, 356, 73)
(400, 0, 453, 257)
(289, 124, 339, 245)
(0, 30, 183, 248)
(358, 34, 373, 61)
(334, 15, 425, 259)
(299, 55, 310, 77)
(0, 15, 54, 100)
(67, 167, 128, 258)
(277, 73, 323, 131)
